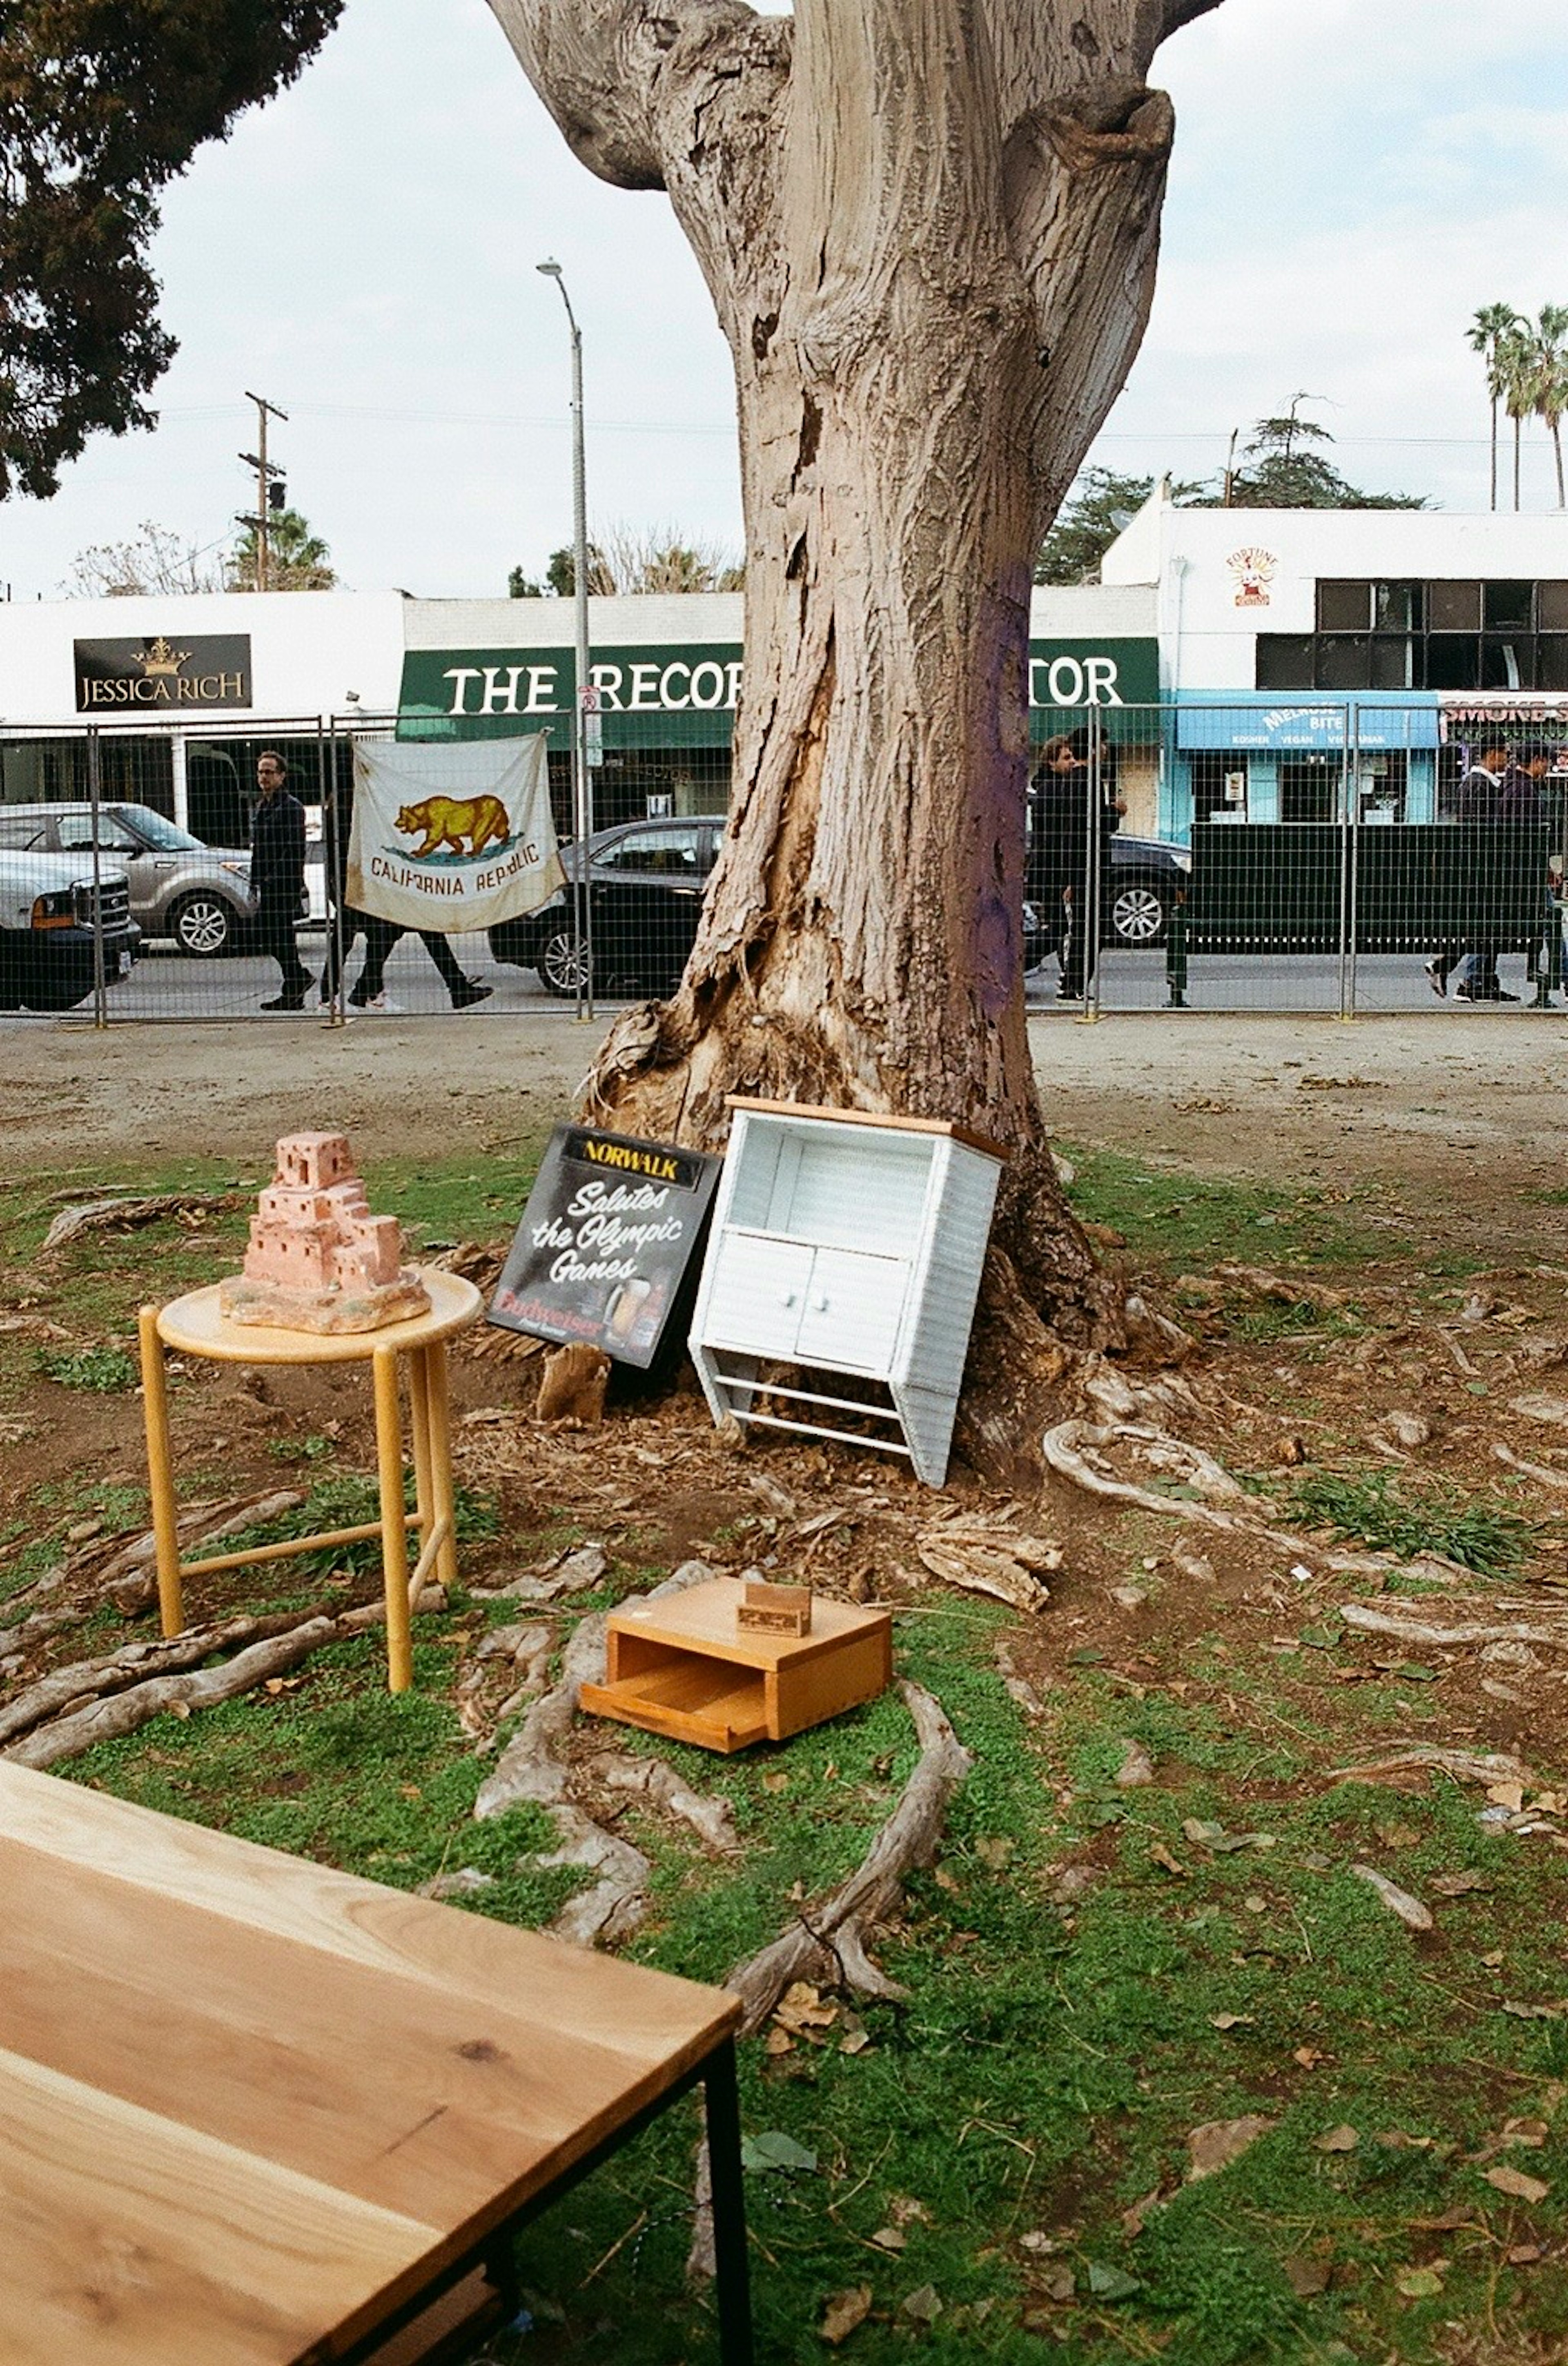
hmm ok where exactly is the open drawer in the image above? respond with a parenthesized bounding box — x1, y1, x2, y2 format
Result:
(580, 1653, 770, 1753)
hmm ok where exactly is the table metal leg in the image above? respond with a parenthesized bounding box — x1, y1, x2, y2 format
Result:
(704, 2040, 753, 2366)
(372, 1345, 413, 1693)
(424, 1341, 459, 1591)
(138, 1306, 184, 1638)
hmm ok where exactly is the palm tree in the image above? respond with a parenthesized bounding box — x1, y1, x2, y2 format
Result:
(1467, 303, 1525, 511)
(1527, 304, 1568, 510)
(1500, 322, 1536, 512)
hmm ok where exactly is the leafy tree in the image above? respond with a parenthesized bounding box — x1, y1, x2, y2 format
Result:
(1227, 398, 1425, 510)
(1468, 303, 1526, 512)
(0, 3, 343, 501)
(63, 520, 226, 597)
(1524, 305, 1568, 511)
(227, 506, 336, 591)
(1035, 469, 1208, 585)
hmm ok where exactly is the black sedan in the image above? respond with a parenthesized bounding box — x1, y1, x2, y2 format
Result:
(488, 817, 722, 996)
(488, 815, 1191, 995)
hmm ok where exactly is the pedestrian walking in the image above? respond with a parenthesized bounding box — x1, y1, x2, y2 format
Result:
(250, 751, 313, 1011)
(347, 922, 493, 1012)
(1425, 742, 1514, 1003)
(1027, 728, 1123, 1001)
(317, 773, 375, 1008)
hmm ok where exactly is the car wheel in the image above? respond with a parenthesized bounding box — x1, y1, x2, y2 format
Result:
(1109, 877, 1168, 948)
(537, 927, 591, 997)
(169, 891, 238, 958)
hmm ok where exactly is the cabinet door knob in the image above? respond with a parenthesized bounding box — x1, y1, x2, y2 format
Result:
(780, 1290, 797, 1308)
(812, 1292, 829, 1312)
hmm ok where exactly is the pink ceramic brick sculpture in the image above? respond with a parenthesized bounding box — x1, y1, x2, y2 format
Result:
(218, 1132, 430, 1332)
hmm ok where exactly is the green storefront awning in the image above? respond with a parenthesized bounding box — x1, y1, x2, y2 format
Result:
(398, 636, 1160, 747)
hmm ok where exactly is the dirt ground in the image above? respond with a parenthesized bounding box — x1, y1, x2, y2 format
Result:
(5, 1007, 1567, 1198)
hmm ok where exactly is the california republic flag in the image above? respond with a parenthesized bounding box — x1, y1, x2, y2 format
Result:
(348, 736, 564, 931)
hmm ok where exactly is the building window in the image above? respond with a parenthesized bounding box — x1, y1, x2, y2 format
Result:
(1262, 578, 1568, 694)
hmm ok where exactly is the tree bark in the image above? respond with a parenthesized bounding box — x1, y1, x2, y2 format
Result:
(488, 0, 1221, 1448)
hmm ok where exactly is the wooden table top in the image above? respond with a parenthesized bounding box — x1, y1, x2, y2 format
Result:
(0, 1763, 739, 2365)
(155, 1269, 482, 1366)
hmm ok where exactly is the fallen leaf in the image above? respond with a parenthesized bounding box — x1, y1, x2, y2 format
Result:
(974, 1835, 1016, 1869)
(1182, 1818, 1226, 1846)
(818, 2287, 872, 2347)
(1086, 2262, 1141, 2300)
(1487, 1781, 1527, 1813)
(1500, 2118, 1549, 2148)
(762, 1769, 790, 1793)
(1016, 2232, 1057, 2255)
(1508, 2243, 1544, 2264)
(1187, 2114, 1275, 2181)
(1430, 1871, 1490, 1898)
(1037, 2262, 1076, 2303)
(840, 2029, 872, 2056)
(742, 2130, 817, 2174)
(1373, 2130, 1434, 2151)
(1210, 2012, 1255, 2031)
(1313, 2125, 1359, 2154)
(1115, 1739, 1154, 1788)
(871, 2227, 907, 2252)
(765, 2028, 795, 2056)
(899, 2283, 943, 2325)
(167, 1700, 191, 1720)
(1395, 2265, 1445, 2298)
(1121, 2187, 1164, 2239)
(1285, 2256, 1331, 2297)
(1293, 2045, 1327, 2070)
(1149, 1842, 1188, 1878)
(1412, 2205, 1474, 2232)
(1485, 2164, 1550, 2203)
(1501, 2000, 1568, 2021)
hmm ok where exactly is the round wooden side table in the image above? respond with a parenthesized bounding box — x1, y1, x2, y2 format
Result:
(138, 1269, 483, 1693)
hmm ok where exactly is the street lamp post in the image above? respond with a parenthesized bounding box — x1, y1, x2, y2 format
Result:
(537, 259, 593, 1021)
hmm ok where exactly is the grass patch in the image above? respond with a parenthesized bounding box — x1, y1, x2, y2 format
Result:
(33, 1343, 138, 1392)
(1059, 1150, 1395, 1275)
(1283, 1467, 1537, 1577)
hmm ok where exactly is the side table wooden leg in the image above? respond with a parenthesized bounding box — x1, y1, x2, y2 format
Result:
(372, 1345, 413, 1693)
(425, 1341, 459, 1592)
(408, 1343, 435, 1579)
(704, 2040, 753, 2366)
(138, 1306, 183, 1639)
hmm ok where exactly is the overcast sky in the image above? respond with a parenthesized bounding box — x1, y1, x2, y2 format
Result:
(2, 0, 1565, 602)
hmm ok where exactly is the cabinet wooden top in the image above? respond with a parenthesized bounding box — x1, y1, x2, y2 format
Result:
(610, 1576, 892, 1671)
(725, 1097, 1010, 1164)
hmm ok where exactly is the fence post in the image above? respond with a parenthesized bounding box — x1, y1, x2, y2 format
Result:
(87, 726, 108, 1030)
(1337, 708, 1357, 1022)
(319, 718, 345, 1027)
(1080, 704, 1102, 1023)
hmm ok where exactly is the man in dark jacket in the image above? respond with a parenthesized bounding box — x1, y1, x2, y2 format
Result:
(1426, 743, 1513, 1001)
(251, 750, 312, 1010)
(1027, 727, 1122, 1000)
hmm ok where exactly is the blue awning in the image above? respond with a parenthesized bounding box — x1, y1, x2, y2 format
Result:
(1176, 697, 1441, 753)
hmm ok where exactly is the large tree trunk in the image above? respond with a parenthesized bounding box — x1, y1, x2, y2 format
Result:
(489, 0, 1219, 1457)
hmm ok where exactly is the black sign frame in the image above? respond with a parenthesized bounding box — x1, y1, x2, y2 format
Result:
(74, 634, 254, 714)
(488, 1125, 721, 1369)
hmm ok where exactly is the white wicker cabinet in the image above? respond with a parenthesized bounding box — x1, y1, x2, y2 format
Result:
(689, 1099, 1006, 1486)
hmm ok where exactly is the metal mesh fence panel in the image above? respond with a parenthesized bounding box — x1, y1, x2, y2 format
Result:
(2, 702, 1562, 1027)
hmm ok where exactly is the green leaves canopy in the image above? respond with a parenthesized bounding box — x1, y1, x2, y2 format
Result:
(0, 0, 343, 498)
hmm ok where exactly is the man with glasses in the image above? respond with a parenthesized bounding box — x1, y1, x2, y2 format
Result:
(251, 751, 312, 1011)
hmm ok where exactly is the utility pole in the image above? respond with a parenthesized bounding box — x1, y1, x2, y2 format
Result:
(1222, 427, 1239, 508)
(237, 391, 288, 591)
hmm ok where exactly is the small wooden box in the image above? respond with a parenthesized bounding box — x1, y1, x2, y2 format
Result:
(579, 1577, 892, 1755)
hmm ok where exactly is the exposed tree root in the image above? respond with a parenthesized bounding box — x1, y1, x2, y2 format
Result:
(688, 1677, 972, 2280)
(5, 1613, 341, 1768)
(1327, 1743, 1542, 1790)
(915, 1512, 1060, 1614)
(472, 1560, 737, 1949)
(723, 1679, 971, 2033)
(79, 1489, 307, 1616)
(1338, 1603, 1568, 1654)
(40, 1191, 235, 1254)
(0, 1613, 297, 1749)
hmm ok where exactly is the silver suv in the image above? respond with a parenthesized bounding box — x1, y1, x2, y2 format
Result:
(0, 802, 258, 956)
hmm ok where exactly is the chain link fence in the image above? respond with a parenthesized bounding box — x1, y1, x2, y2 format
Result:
(1, 706, 1561, 1024)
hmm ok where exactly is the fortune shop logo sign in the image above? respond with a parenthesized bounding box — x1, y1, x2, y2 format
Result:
(1226, 548, 1278, 609)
